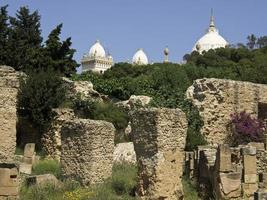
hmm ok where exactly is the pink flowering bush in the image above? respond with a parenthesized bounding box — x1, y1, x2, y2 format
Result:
(229, 111, 266, 145)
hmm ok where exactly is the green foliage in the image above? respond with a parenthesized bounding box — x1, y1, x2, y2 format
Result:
(32, 159, 62, 178)
(18, 69, 66, 134)
(0, 5, 78, 76)
(111, 163, 137, 196)
(73, 96, 129, 131)
(21, 163, 138, 200)
(182, 177, 199, 200)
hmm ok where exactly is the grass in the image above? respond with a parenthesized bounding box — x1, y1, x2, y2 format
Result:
(182, 177, 199, 200)
(32, 159, 62, 178)
(20, 162, 138, 200)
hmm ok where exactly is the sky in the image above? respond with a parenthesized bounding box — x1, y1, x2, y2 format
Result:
(2, 0, 267, 72)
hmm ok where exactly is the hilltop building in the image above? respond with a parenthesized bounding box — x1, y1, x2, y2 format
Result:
(193, 11, 228, 53)
(132, 49, 149, 65)
(81, 40, 113, 73)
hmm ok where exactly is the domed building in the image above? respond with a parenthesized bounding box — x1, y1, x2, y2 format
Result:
(132, 49, 148, 65)
(81, 40, 113, 73)
(193, 11, 228, 53)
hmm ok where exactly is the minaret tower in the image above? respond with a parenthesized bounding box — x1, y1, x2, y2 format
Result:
(208, 8, 216, 32)
(163, 46, 169, 63)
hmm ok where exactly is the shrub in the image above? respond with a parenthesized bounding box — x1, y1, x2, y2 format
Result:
(111, 163, 137, 196)
(229, 111, 266, 145)
(182, 177, 199, 200)
(32, 159, 62, 178)
(18, 69, 66, 135)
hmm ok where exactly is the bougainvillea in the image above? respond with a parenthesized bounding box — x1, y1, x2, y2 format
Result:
(229, 111, 266, 145)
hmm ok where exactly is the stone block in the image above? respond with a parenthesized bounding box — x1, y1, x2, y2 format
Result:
(219, 172, 242, 199)
(131, 107, 187, 199)
(19, 163, 32, 174)
(0, 186, 19, 196)
(242, 183, 258, 199)
(26, 174, 58, 186)
(242, 146, 257, 156)
(24, 143, 35, 158)
(243, 154, 257, 176)
(23, 156, 35, 165)
(254, 191, 267, 200)
(248, 142, 265, 151)
(0, 164, 19, 187)
(244, 174, 258, 184)
(61, 118, 115, 186)
(217, 144, 232, 172)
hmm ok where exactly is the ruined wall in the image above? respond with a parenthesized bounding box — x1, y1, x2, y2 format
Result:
(60, 118, 115, 186)
(187, 78, 267, 145)
(131, 108, 187, 199)
(42, 108, 75, 161)
(187, 143, 267, 199)
(0, 66, 20, 162)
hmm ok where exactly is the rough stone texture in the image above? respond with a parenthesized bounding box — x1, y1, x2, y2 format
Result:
(113, 142, 136, 164)
(0, 66, 20, 162)
(26, 174, 58, 186)
(0, 163, 19, 199)
(116, 95, 152, 112)
(131, 107, 187, 199)
(190, 143, 267, 199)
(62, 77, 103, 102)
(61, 118, 115, 186)
(42, 109, 75, 161)
(186, 78, 267, 145)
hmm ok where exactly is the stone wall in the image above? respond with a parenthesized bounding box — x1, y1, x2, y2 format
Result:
(0, 66, 20, 162)
(60, 118, 115, 186)
(186, 143, 267, 199)
(42, 108, 75, 161)
(186, 78, 267, 145)
(131, 108, 187, 199)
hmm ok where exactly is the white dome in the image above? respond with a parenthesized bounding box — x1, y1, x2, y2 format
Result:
(132, 49, 148, 65)
(89, 40, 106, 57)
(193, 13, 228, 53)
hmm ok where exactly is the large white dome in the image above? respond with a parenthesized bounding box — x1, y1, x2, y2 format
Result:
(193, 13, 228, 53)
(89, 40, 106, 57)
(132, 49, 148, 65)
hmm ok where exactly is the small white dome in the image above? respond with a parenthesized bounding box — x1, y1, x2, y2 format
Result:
(193, 13, 228, 53)
(89, 40, 106, 57)
(132, 49, 148, 65)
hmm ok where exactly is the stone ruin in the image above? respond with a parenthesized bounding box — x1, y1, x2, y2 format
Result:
(187, 78, 267, 145)
(131, 107, 188, 199)
(0, 66, 20, 162)
(60, 118, 115, 186)
(185, 142, 267, 199)
(42, 108, 75, 161)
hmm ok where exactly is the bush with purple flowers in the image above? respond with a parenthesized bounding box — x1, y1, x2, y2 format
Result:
(229, 111, 266, 146)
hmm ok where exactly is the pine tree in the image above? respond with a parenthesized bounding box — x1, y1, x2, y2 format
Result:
(8, 6, 42, 71)
(44, 24, 78, 76)
(0, 5, 10, 64)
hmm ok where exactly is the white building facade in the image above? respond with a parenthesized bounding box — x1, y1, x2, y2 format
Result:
(81, 40, 113, 74)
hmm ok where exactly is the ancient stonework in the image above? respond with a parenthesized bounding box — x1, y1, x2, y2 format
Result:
(113, 142, 136, 164)
(60, 118, 115, 186)
(188, 143, 267, 200)
(62, 77, 103, 102)
(42, 109, 75, 161)
(0, 66, 20, 162)
(131, 108, 187, 199)
(187, 78, 267, 145)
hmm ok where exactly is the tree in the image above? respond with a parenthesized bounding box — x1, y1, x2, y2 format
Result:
(44, 24, 78, 76)
(247, 34, 257, 50)
(8, 6, 42, 71)
(0, 5, 10, 64)
(257, 36, 267, 48)
(18, 69, 66, 133)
